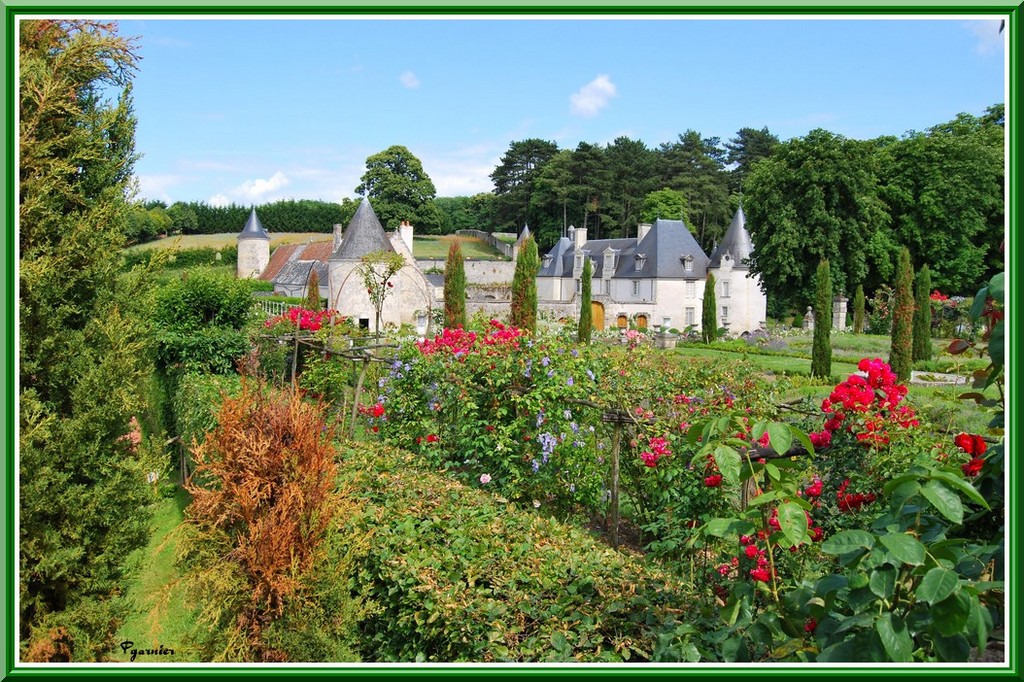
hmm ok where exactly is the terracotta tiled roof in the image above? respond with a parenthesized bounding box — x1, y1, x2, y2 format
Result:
(300, 241, 334, 262)
(259, 243, 299, 281)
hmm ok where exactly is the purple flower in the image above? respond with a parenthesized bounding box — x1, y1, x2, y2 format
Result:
(480, 473, 492, 484)
(566, 377, 574, 386)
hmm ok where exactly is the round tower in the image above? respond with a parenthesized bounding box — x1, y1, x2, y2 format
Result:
(237, 208, 270, 279)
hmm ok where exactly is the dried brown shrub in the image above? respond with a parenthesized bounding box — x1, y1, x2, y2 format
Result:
(184, 378, 337, 655)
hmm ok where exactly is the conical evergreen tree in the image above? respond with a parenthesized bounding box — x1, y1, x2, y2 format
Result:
(912, 265, 933, 362)
(444, 240, 466, 329)
(304, 267, 322, 311)
(578, 257, 592, 343)
(510, 236, 539, 332)
(852, 284, 865, 335)
(702, 272, 718, 344)
(810, 259, 833, 378)
(889, 247, 915, 382)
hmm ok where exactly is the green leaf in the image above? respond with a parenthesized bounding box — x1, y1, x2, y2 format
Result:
(747, 489, 783, 507)
(932, 633, 970, 662)
(964, 592, 991, 650)
(767, 422, 792, 456)
(988, 322, 1003, 367)
(550, 631, 570, 654)
(921, 480, 964, 524)
(876, 613, 913, 662)
(789, 424, 815, 457)
(889, 480, 921, 511)
(869, 566, 897, 600)
(882, 473, 920, 497)
(821, 530, 876, 555)
(969, 285, 989, 319)
(751, 421, 768, 442)
(879, 533, 926, 566)
(765, 462, 781, 482)
(987, 272, 1003, 303)
(928, 470, 989, 509)
(814, 574, 848, 597)
(713, 445, 741, 486)
(816, 639, 856, 662)
(777, 501, 809, 548)
(917, 568, 960, 605)
(932, 592, 971, 636)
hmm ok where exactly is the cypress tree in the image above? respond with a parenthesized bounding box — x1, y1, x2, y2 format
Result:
(20, 20, 157, 658)
(852, 284, 866, 335)
(303, 266, 322, 311)
(810, 259, 833, 378)
(912, 265, 933, 362)
(578, 257, 592, 343)
(889, 247, 915, 382)
(510, 236, 539, 333)
(443, 240, 466, 329)
(702, 272, 718, 344)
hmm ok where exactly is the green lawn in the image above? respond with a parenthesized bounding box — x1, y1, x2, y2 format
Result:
(127, 233, 330, 252)
(115, 485, 199, 662)
(412, 235, 507, 260)
(672, 338, 997, 437)
(128, 232, 508, 261)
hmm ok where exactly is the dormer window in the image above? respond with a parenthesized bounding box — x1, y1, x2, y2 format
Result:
(542, 254, 553, 268)
(634, 253, 647, 271)
(681, 254, 694, 272)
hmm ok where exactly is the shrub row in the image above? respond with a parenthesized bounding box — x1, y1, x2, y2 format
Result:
(123, 245, 238, 270)
(328, 442, 705, 663)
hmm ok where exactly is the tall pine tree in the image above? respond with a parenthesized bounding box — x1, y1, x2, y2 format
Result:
(444, 240, 467, 329)
(889, 247, 915, 382)
(19, 20, 158, 660)
(810, 260, 833, 378)
(510, 236, 539, 332)
(912, 265, 933, 362)
(702, 272, 718, 343)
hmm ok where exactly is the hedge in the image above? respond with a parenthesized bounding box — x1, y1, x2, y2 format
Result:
(330, 442, 704, 662)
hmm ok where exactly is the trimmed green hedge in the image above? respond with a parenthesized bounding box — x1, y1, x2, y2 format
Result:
(171, 372, 242, 459)
(123, 246, 238, 270)
(331, 443, 704, 662)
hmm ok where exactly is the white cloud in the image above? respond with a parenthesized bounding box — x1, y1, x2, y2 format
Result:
(569, 74, 617, 117)
(208, 193, 231, 208)
(964, 20, 1004, 56)
(235, 171, 290, 201)
(399, 70, 420, 89)
(135, 173, 188, 204)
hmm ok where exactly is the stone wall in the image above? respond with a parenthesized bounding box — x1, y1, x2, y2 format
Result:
(416, 259, 517, 285)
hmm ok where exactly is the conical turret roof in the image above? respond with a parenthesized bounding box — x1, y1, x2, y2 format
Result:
(708, 205, 754, 268)
(238, 208, 270, 240)
(329, 198, 395, 260)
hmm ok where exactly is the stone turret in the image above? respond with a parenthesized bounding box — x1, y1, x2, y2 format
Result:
(236, 208, 270, 279)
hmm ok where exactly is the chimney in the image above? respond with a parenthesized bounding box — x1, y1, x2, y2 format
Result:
(573, 226, 588, 250)
(637, 222, 652, 243)
(399, 220, 414, 253)
(332, 223, 344, 251)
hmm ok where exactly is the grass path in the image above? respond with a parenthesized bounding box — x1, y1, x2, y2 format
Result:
(115, 486, 199, 662)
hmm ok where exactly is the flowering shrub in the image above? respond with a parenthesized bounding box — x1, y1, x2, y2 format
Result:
(264, 306, 338, 333)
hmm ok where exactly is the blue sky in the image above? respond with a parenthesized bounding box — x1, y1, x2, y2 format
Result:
(109, 14, 1006, 206)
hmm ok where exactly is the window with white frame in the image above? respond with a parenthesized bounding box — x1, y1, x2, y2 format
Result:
(721, 305, 730, 322)
(722, 280, 731, 298)
(632, 280, 640, 296)
(685, 307, 695, 326)
(685, 281, 695, 298)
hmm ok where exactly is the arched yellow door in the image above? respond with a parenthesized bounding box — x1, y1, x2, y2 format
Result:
(636, 314, 648, 330)
(591, 302, 605, 331)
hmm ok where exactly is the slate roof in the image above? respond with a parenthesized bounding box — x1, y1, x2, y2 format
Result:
(708, 206, 754, 269)
(538, 219, 709, 280)
(329, 199, 394, 260)
(238, 208, 270, 240)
